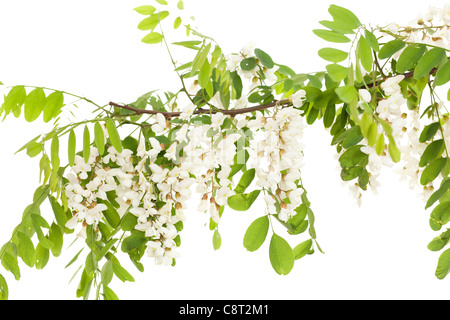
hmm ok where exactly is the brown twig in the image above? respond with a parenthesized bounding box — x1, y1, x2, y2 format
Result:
(109, 68, 439, 118)
(109, 99, 292, 118)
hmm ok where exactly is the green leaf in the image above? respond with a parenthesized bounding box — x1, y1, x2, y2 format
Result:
(83, 125, 91, 164)
(68, 129, 76, 167)
(227, 190, 261, 211)
(94, 122, 105, 155)
(430, 201, 450, 231)
(173, 16, 182, 29)
(155, 0, 168, 4)
(367, 122, 378, 147)
(342, 125, 363, 148)
(341, 166, 363, 181)
(2, 85, 26, 116)
(48, 195, 70, 232)
(313, 29, 351, 43)
(269, 233, 294, 275)
(420, 157, 447, 186)
(177, 0, 184, 10)
(26, 142, 43, 158)
(138, 11, 169, 31)
(31, 214, 53, 249)
(254, 48, 274, 69)
(396, 44, 426, 73)
(435, 60, 450, 86)
(1, 250, 20, 280)
(335, 85, 357, 103)
(121, 231, 146, 253)
(318, 48, 348, 63)
(419, 139, 444, 167)
(319, 20, 354, 34)
(234, 168, 255, 194)
(198, 59, 211, 89)
(414, 47, 446, 79)
(240, 57, 258, 71)
(65, 248, 84, 269)
(364, 29, 379, 52)
(172, 40, 202, 49)
(358, 36, 372, 72)
(120, 212, 138, 231)
(102, 201, 121, 228)
(134, 5, 156, 15)
(212, 229, 221, 251)
(388, 137, 401, 163)
(24, 88, 46, 122)
(112, 260, 135, 282)
(378, 39, 405, 60)
(328, 4, 361, 30)
(190, 42, 211, 75)
(105, 119, 122, 153)
(419, 122, 440, 143)
(141, 32, 164, 44)
(50, 135, 60, 171)
(426, 178, 450, 209)
(85, 252, 97, 277)
(323, 104, 336, 128)
(375, 133, 385, 155)
(96, 239, 119, 262)
(230, 71, 243, 100)
(0, 273, 8, 300)
(435, 248, 450, 279)
(428, 229, 450, 252)
(243, 216, 269, 252)
(17, 232, 35, 268)
(326, 64, 348, 82)
(34, 243, 49, 270)
(48, 223, 63, 257)
(339, 145, 366, 168)
(293, 239, 313, 260)
(43, 91, 64, 123)
(103, 284, 119, 300)
(101, 260, 114, 286)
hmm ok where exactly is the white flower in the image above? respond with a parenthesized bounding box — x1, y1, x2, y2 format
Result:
(209, 203, 220, 224)
(175, 124, 189, 143)
(215, 186, 235, 206)
(359, 89, 371, 103)
(148, 137, 162, 157)
(211, 113, 226, 130)
(165, 142, 178, 161)
(151, 113, 167, 133)
(289, 90, 306, 108)
(381, 75, 405, 95)
(180, 104, 196, 121)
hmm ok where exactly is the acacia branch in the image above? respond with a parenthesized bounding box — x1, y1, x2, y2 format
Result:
(109, 68, 439, 118)
(109, 99, 292, 118)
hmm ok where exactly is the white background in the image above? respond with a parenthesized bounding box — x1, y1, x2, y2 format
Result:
(0, 0, 449, 300)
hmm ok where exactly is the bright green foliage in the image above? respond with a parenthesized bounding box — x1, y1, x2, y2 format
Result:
(0, 1, 450, 301)
(243, 216, 269, 252)
(269, 234, 294, 275)
(378, 39, 405, 59)
(414, 47, 446, 79)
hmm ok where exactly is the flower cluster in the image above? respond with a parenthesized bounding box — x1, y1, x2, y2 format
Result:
(64, 122, 196, 265)
(384, 4, 450, 51)
(249, 101, 307, 222)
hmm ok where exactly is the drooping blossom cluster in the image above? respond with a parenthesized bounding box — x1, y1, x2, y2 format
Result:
(64, 120, 195, 265)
